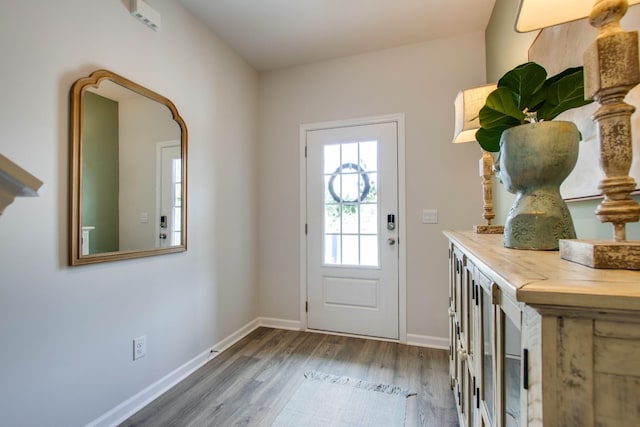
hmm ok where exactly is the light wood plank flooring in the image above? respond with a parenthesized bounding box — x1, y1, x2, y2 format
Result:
(120, 327, 458, 427)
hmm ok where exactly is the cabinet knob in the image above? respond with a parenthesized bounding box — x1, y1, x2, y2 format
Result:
(457, 346, 468, 361)
(448, 308, 455, 317)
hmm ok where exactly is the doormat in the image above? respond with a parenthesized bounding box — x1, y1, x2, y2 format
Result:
(271, 370, 416, 427)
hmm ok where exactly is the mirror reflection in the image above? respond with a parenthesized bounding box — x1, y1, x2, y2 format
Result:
(70, 70, 187, 265)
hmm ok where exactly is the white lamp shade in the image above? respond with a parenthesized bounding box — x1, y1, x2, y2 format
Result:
(453, 83, 497, 144)
(515, 0, 640, 32)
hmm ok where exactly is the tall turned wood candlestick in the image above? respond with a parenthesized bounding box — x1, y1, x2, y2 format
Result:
(453, 83, 503, 235)
(474, 150, 504, 234)
(559, 0, 640, 269)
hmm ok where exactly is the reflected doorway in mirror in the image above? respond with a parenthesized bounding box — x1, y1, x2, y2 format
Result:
(157, 141, 182, 248)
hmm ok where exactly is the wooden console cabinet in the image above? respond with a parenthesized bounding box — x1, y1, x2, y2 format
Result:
(444, 230, 640, 427)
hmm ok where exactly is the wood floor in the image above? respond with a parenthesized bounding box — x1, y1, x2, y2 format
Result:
(120, 327, 458, 427)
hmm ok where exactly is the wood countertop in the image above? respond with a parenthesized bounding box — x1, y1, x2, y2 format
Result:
(443, 230, 640, 311)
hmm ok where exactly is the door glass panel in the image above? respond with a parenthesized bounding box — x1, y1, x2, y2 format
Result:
(171, 159, 182, 246)
(360, 140, 377, 170)
(324, 175, 339, 202)
(324, 144, 340, 173)
(342, 142, 358, 164)
(459, 358, 466, 415)
(342, 204, 359, 234)
(460, 266, 467, 338)
(341, 171, 360, 202)
(360, 204, 377, 234)
(482, 287, 494, 424)
(469, 280, 476, 364)
(469, 372, 476, 427)
(159, 145, 182, 249)
(504, 313, 521, 427)
(360, 235, 378, 266)
(324, 234, 341, 264)
(363, 172, 377, 203)
(325, 205, 341, 233)
(323, 140, 378, 266)
(342, 234, 359, 265)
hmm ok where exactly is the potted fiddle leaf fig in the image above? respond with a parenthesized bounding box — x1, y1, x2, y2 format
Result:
(476, 62, 594, 250)
(476, 61, 593, 152)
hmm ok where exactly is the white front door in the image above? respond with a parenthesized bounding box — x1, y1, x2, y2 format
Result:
(306, 121, 399, 339)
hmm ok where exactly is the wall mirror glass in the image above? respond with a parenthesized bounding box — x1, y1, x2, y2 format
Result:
(69, 69, 187, 266)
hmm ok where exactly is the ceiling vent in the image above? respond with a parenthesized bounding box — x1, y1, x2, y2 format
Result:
(130, 0, 161, 31)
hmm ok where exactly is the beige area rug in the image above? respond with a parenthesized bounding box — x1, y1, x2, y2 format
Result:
(271, 371, 416, 427)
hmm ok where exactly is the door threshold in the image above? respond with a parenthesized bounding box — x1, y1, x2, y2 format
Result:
(305, 327, 401, 344)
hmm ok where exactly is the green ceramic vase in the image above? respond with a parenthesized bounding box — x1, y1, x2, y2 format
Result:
(496, 121, 579, 250)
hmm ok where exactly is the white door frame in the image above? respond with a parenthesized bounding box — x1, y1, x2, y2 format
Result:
(299, 113, 407, 343)
(156, 140, 181, 248)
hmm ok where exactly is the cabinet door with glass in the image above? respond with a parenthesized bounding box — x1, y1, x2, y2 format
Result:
(448, 244, 459, 391)
(448, 240, 526, 427)
(496, 288, 525, 427)
(459, 258, 477, 427)
(476, 270, 526, 427)
(467, 264, 482, 427)
(476, 271, 497, 427)
(450, 246, 469, 423)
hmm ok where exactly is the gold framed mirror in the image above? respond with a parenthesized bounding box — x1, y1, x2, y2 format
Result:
(69, 70, 187, 266)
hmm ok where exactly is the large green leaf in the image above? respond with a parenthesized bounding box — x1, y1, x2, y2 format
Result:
(544, 67, 584, 86)
(479, 87, 526, 128)
(476, 126, 507, 152)
(497, 62, 546, 110)
(536, 68, 591, 120)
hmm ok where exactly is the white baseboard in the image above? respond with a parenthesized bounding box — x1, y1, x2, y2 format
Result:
(212, 318, 260, 354)
(258, 317, 302, 331)
(86, 347, 214, 427)
(86, 317, 268, 427)
(406, 333, 449, 350)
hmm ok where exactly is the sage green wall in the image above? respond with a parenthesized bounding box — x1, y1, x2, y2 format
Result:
(82, 91, 119, 253)
(485, 0, 640, 240)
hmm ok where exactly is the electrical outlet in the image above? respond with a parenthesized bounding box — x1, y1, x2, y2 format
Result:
(133, 335, 146, 360)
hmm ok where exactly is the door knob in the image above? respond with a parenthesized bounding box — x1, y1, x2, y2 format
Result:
(388, 238, 396, 245)
(159, 233, 167, 239)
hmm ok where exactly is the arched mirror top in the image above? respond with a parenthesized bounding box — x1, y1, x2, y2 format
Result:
(69, 69, 188, 266)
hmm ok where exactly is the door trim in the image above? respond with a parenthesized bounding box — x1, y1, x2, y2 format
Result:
(155, 140, 181, 248)
(299, 113, 407, 343)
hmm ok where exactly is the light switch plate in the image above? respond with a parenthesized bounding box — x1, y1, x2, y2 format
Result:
(422, 209, 438, 224)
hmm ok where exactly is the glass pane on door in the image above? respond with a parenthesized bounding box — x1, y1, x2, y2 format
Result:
(323, 140, 378, 266)
(171, 158, 182, 245)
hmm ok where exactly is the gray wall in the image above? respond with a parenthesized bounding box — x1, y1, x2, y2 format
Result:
(0, 1, 259, 425)
(258, 32, 489, 342)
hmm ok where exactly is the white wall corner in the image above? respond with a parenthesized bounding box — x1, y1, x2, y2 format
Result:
(0, 154, 44, 215)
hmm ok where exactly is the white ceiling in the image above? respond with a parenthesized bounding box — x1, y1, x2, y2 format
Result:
(177, 0, 497, 71)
